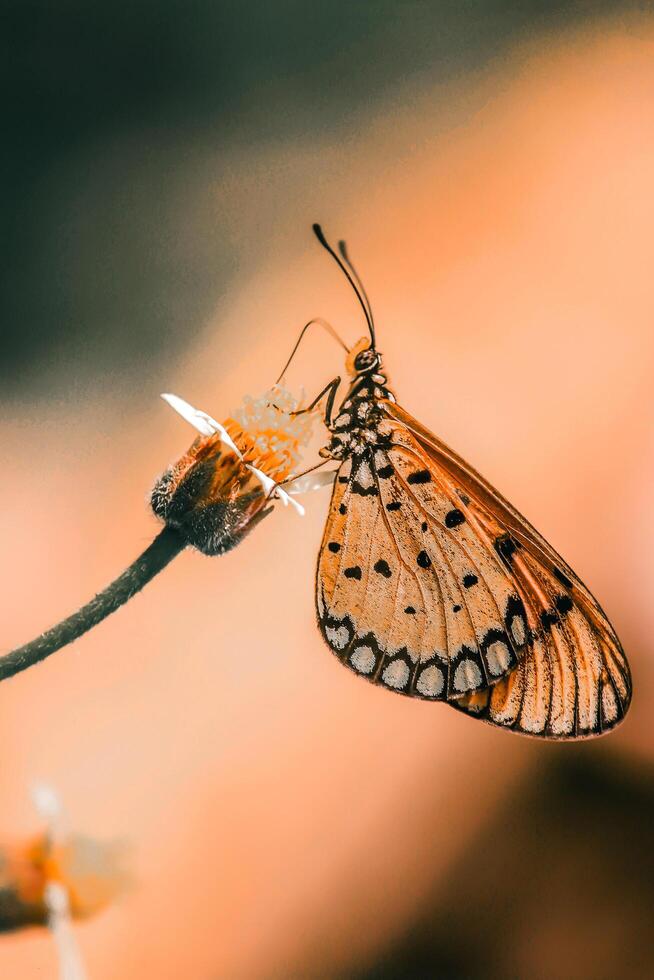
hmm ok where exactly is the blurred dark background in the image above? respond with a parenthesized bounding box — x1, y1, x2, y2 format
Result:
(1, 0, 640, 392)
(354, 752, 654, 979)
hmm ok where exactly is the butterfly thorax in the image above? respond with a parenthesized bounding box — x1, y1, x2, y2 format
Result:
(327, 371, 395, 461)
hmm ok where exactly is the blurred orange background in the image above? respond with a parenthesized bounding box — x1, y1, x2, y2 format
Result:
(2, 8, 653, 978)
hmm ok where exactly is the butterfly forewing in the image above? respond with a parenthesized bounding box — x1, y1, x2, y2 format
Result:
(381, 400, 631, 737)
(317, 418, 530, 701)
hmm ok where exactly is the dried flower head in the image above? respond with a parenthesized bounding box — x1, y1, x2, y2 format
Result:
(151, 384, 322, 555)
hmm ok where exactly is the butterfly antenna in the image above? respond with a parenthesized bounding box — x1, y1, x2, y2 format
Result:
(337, 238, 375, 341)
(312, 223, 376, 349)
(275, 317, 349, 385)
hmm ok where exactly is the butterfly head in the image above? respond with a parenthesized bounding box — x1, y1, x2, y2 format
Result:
(345, 337, 382, 378)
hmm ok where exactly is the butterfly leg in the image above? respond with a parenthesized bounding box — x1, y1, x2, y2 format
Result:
(291, 376, 342, 427)
(277, 458, 337, 492)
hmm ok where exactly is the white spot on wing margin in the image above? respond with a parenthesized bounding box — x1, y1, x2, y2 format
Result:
(351, 646, 375, 673)
(326, 625, 350, 650)
(486, 641, 511, 677)
(382, 659, 410, 689)
(454, 658, 483, 692)
(416, 665, 444, 697)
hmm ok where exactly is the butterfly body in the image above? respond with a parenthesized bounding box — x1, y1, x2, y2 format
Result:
(311, 225, 631, 738)
(326, 374, 394, 464)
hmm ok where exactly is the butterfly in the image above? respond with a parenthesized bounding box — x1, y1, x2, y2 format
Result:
(306, 224, 631, 739)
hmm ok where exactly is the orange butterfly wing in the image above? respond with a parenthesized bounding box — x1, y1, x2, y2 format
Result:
(382, 400, 632, 738)
(316, 424, 532, 702)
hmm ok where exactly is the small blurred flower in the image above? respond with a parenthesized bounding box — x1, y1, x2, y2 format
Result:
(0, 784, 129, 978)
(29, 831, 130, 921)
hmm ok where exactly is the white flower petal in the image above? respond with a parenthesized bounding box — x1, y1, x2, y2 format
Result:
(246, 464, 276, 496)
(246, 465, 305, 517)
(45, 882, 88, 980)
(282, 492, 305, 516)
(161, 393, 242, 458)
(31, 782, 62, 823)
(32, 781, 68, 842)
(161, 393, 214, 435)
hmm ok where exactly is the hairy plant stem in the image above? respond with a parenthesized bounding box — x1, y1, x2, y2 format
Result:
(0, 526, 185, 682)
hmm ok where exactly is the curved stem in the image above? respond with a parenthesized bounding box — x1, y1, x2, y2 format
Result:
(0, 526, 185, 683)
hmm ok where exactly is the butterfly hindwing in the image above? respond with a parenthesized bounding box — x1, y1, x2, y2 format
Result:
(452, 540, 629, 737)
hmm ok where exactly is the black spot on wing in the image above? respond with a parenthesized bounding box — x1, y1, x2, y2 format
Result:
(453, 604, 462, 613)
(463, 573, 478, 589)
(540, 594, 574, 632)
(373, 559, 392, 578)
(344, 566, 362, 580)
(555, 593, 574, 615)
(417, 550, 431, 569)
(404, 606, 416, 615)
(445, 508, 465, 528)
(495, 534, 520, 565)
(352, 483, 379, 497)
(338, 475, 349, 484)
(407, 469, 431, 484)
(377, 465, 394, 479)
(339, 503, 347, 515)
(541, 609, 559, 630)
(328, 541, 341, 553)
(421, 521, 428, 532)
(386, 501, 401, 512)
